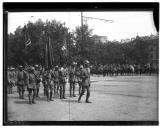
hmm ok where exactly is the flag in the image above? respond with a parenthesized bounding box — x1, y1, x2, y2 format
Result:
(24, 25, 32, 48)
(45, 36, 54, 68)
(25, 38, 31, 47)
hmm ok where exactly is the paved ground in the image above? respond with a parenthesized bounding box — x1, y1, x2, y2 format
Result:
(7, 75, 158, 121)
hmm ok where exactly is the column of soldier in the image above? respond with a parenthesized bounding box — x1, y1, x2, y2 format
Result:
(7, 60, 92, 105)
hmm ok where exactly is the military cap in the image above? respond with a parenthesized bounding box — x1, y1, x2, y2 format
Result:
(84, 60, 89, 64)
(18, 65, 23, 68)
(34, 65, 38, 68)
(80, 65, 83, 69)
(30, 66, 35, 71)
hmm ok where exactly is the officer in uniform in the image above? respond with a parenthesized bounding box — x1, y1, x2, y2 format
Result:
(34, 65, 41, 97)
(69, 62, 77, 97)
(26, 67, 37, 104)
(17, 65, 26, 99)
(43, 68, 54, 101)
(59, 65, 68, 99)
(78, 60, 91, 103)
(53, 66, 59, 96)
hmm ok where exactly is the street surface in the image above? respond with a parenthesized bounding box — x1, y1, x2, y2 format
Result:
(7, 75, 158, 121)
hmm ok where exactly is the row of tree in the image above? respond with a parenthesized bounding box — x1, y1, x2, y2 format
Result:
(7, 19, 158, 67)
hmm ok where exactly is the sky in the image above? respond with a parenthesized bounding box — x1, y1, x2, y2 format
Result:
(8, 11, 157, 41)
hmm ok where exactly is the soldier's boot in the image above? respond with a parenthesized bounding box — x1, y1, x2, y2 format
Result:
(32, 94, 36, 104)
(79, 86, 81, 95)
(78, 94, 82, 103)
(73, 86, 76, 97)
(57, 86, 59, 95)
(86, 93, 91, 103)
(70, 87, 72, 97)
(43, 89, 45, 96)
(46, 91, 50, 102)
(36, 88, 39, 97)
(19, 90, 22, 99)
(50, 92, 53, 101)
(54, 86, 56, 96)
(28, 94, 32, 104)
(22, 90, 25, 99)
(63, 87, 66, 99)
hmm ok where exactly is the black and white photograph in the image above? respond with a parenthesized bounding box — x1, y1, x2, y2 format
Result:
(3, 2, 159, 125)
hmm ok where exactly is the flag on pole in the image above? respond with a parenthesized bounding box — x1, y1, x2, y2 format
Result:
(25, 38, 31, 47)
(24, 25, 32, 48)
(45, 36, 54, 68)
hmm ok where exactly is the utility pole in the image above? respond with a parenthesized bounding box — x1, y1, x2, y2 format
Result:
(81, 11, 84, 61)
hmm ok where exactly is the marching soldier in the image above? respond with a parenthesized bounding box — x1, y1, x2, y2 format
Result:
(78, 60, 91, 103)
(26, 67, 37, 104)
(59, 65, 68, 99)
(34, 65, 41, 97)
(69, 62, 77, 97)
(17, 65, 26, 99)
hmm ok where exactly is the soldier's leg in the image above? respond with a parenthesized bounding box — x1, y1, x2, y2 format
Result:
(79, 83, 82, 95)
(78, 86, 85, 102)
(18, 86, 22, 99)
(28, 88, 32, 104)
(86, 86, 91, 103)
(46, 86, 49, 102)
(57, 83, 59, 95)
(21, 85, 25, 99)
(60, 83, 62, 99)
(70, 83, 72, 97)
(63, 83, 66, 99)
(32, 89, 36, 104)
(54, 82, 56, 95)
(50, 86, 53, 101)
(36, 86, 39, 97)
(73, 83, 76, 97)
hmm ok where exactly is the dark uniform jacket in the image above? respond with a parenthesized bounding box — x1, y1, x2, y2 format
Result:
(59, 68, 68, 83)
(69, 68, 76, 83)
(53, 70, 59, 83)
(81, 68, 91, 87)
(17, 70, 26, 86)
(28, 73, 37, 89)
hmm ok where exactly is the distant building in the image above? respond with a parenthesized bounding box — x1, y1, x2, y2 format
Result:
(92, 35, 108, 43)
(121, 39, 131, 43)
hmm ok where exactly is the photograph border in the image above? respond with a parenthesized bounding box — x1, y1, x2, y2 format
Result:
(3, 2, 159, 126)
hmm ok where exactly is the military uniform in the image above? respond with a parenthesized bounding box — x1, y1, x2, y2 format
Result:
(53, 68, 59, 96)
(78, 60, 91, 103)
(26, 68, 37, 104)
(76, 66, 83, 95)
(34, 68, 41, 97)
(43, 69, 54, 101)
(59, 67, 68, 99)
(17, 67, 26, 99)
(69, 66, 76, 97)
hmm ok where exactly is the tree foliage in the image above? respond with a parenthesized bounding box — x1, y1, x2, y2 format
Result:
(7, 19, 157, 67)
